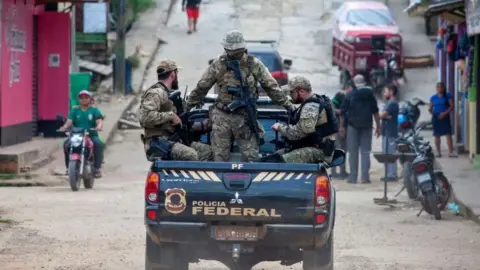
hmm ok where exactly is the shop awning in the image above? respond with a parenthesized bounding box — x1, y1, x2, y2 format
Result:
(404, 0, 430, 17)
(424, 0, 465, 23)
(35, 0, 108, 5)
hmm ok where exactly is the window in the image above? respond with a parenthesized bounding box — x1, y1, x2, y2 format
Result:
(249, 52, 282, 71)
(346, 9, 394, 26)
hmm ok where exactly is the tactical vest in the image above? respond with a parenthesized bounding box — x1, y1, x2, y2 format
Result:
(215, 54, 258, 105)
(290, 94, 338, 149)
(141, 82, 177, 138)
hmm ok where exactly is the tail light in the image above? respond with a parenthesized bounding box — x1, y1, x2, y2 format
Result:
(315, 176, 330, 206)
(414, 162, 428, 174)
(315, 176, 330, 224)
(271, 71, 288, 80)
(145, 172, 159, 203)
(401, 121, 410, 129)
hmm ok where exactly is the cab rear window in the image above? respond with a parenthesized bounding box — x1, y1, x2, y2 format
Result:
(249, 52, 282, 72)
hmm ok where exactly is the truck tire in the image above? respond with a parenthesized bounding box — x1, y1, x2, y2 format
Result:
(145, 234, 188, 270)
(302, 233, 334, 270)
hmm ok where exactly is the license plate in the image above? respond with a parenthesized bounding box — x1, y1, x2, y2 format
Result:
(213, 226, 259, 241)
(417, 173, 431, 184)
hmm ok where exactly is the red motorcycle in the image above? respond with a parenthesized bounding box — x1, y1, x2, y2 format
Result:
(63, 128, 95, 191)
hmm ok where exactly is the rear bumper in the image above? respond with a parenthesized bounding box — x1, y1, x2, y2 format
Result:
(146, 221, 330, 248)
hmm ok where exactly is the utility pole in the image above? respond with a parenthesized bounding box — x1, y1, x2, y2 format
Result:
(71, 4, 78, 72)
(115, 0, 126, 94)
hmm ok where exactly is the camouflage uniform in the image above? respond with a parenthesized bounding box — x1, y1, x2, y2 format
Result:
(139, 60, 212, 161)
(277, 76, 337, 163)
(187, 30, 293, 162)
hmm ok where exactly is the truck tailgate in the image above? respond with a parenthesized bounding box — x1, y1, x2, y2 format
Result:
(151, 161, 320, 225)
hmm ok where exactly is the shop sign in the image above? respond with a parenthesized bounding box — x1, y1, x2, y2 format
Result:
(466, 0, 480, 35)
(5, 5, 27, 87)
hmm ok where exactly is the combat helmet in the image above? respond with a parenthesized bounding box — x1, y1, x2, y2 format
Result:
(221, 30, 246, 51)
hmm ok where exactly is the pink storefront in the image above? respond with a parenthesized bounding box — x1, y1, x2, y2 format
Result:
(0, 0, 72, 146)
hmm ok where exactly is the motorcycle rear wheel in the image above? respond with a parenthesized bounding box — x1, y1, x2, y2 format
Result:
(426, 191, 441, 220)
(83, 161, 95, 189)
(424, 173, 451, 214)
(68, 160, 81, 192)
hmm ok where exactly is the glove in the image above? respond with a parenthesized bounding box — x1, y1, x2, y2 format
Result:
(284, 104, 295, 113)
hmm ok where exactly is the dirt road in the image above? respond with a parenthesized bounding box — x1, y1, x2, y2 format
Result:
(1, 130, 480, 270)
(1, 0, 480, 269)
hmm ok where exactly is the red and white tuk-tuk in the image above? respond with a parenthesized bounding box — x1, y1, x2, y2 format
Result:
(331, 1, 404, 90)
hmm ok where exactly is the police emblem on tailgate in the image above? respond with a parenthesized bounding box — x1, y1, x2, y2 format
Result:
(164, 188, 187, 214)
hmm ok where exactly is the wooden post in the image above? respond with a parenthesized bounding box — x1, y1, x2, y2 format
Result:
(115, 0, 126, 94)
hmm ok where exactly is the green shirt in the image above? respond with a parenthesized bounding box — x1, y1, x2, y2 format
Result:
(68, 106, 102, 137)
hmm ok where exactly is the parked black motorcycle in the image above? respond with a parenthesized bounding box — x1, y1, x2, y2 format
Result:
(397, 124, 450, 220)
(397, 98, 427, 199)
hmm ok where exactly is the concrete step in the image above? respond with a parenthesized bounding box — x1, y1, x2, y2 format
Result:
(0, 138, 62, 174)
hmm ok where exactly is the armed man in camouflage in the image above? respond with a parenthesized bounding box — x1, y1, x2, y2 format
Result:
(272, 76, 339, 163)
(139, 60, 212, 161)
(186, 30, 294, 162)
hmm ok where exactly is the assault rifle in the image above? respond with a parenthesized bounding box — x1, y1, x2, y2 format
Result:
(225, 60, 262, 147)
(168, 86, 191, 145)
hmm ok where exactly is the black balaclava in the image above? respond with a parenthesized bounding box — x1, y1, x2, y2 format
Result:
(225, 48, 246, 61)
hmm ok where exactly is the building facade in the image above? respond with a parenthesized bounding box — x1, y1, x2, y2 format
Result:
(0, 0, 101, 147)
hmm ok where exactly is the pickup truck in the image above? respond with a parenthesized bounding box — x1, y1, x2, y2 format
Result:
(144, 94, 344, 270)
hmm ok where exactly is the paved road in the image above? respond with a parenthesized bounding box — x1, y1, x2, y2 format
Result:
(1, 0, 480, 269)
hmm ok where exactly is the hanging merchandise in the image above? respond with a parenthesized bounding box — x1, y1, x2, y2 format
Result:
(458, 33, 470, 59)
(467, 47, 474, 88)
(447, 34, 458, 61)
(436, 27, 447, 49)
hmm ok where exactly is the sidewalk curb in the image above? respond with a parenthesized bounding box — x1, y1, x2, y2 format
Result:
(451, 187, 480, 225)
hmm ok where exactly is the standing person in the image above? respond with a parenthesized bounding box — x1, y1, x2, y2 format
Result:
(429, 82, 457, 157)
(186, 30, 294, 162)
(138, 60, 212, 161)
(339, 75, 380, 184)
(379, 84, 400, 182)
(331, 83, 352, 179)
(58, 90, 104, 178)
(182, 0, 201, 34)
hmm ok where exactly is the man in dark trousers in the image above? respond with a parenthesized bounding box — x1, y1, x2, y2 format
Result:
(331, 83, 352, 179)
(340, 75, 380, 184)
(380, 84, 400, 181)
(182, 0, 202, 34)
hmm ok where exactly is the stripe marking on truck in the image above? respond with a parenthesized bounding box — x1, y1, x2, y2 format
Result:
(252, 172, 269, 182)
(206, 171, 222, 182)
(159, 170, 312, 182)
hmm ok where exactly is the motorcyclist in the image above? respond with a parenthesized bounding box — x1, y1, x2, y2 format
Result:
(59, 90, 104, 178)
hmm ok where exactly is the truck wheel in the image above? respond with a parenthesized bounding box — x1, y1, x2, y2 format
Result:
(145, 234, 188, 270)
(302, 233, 334, 270)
